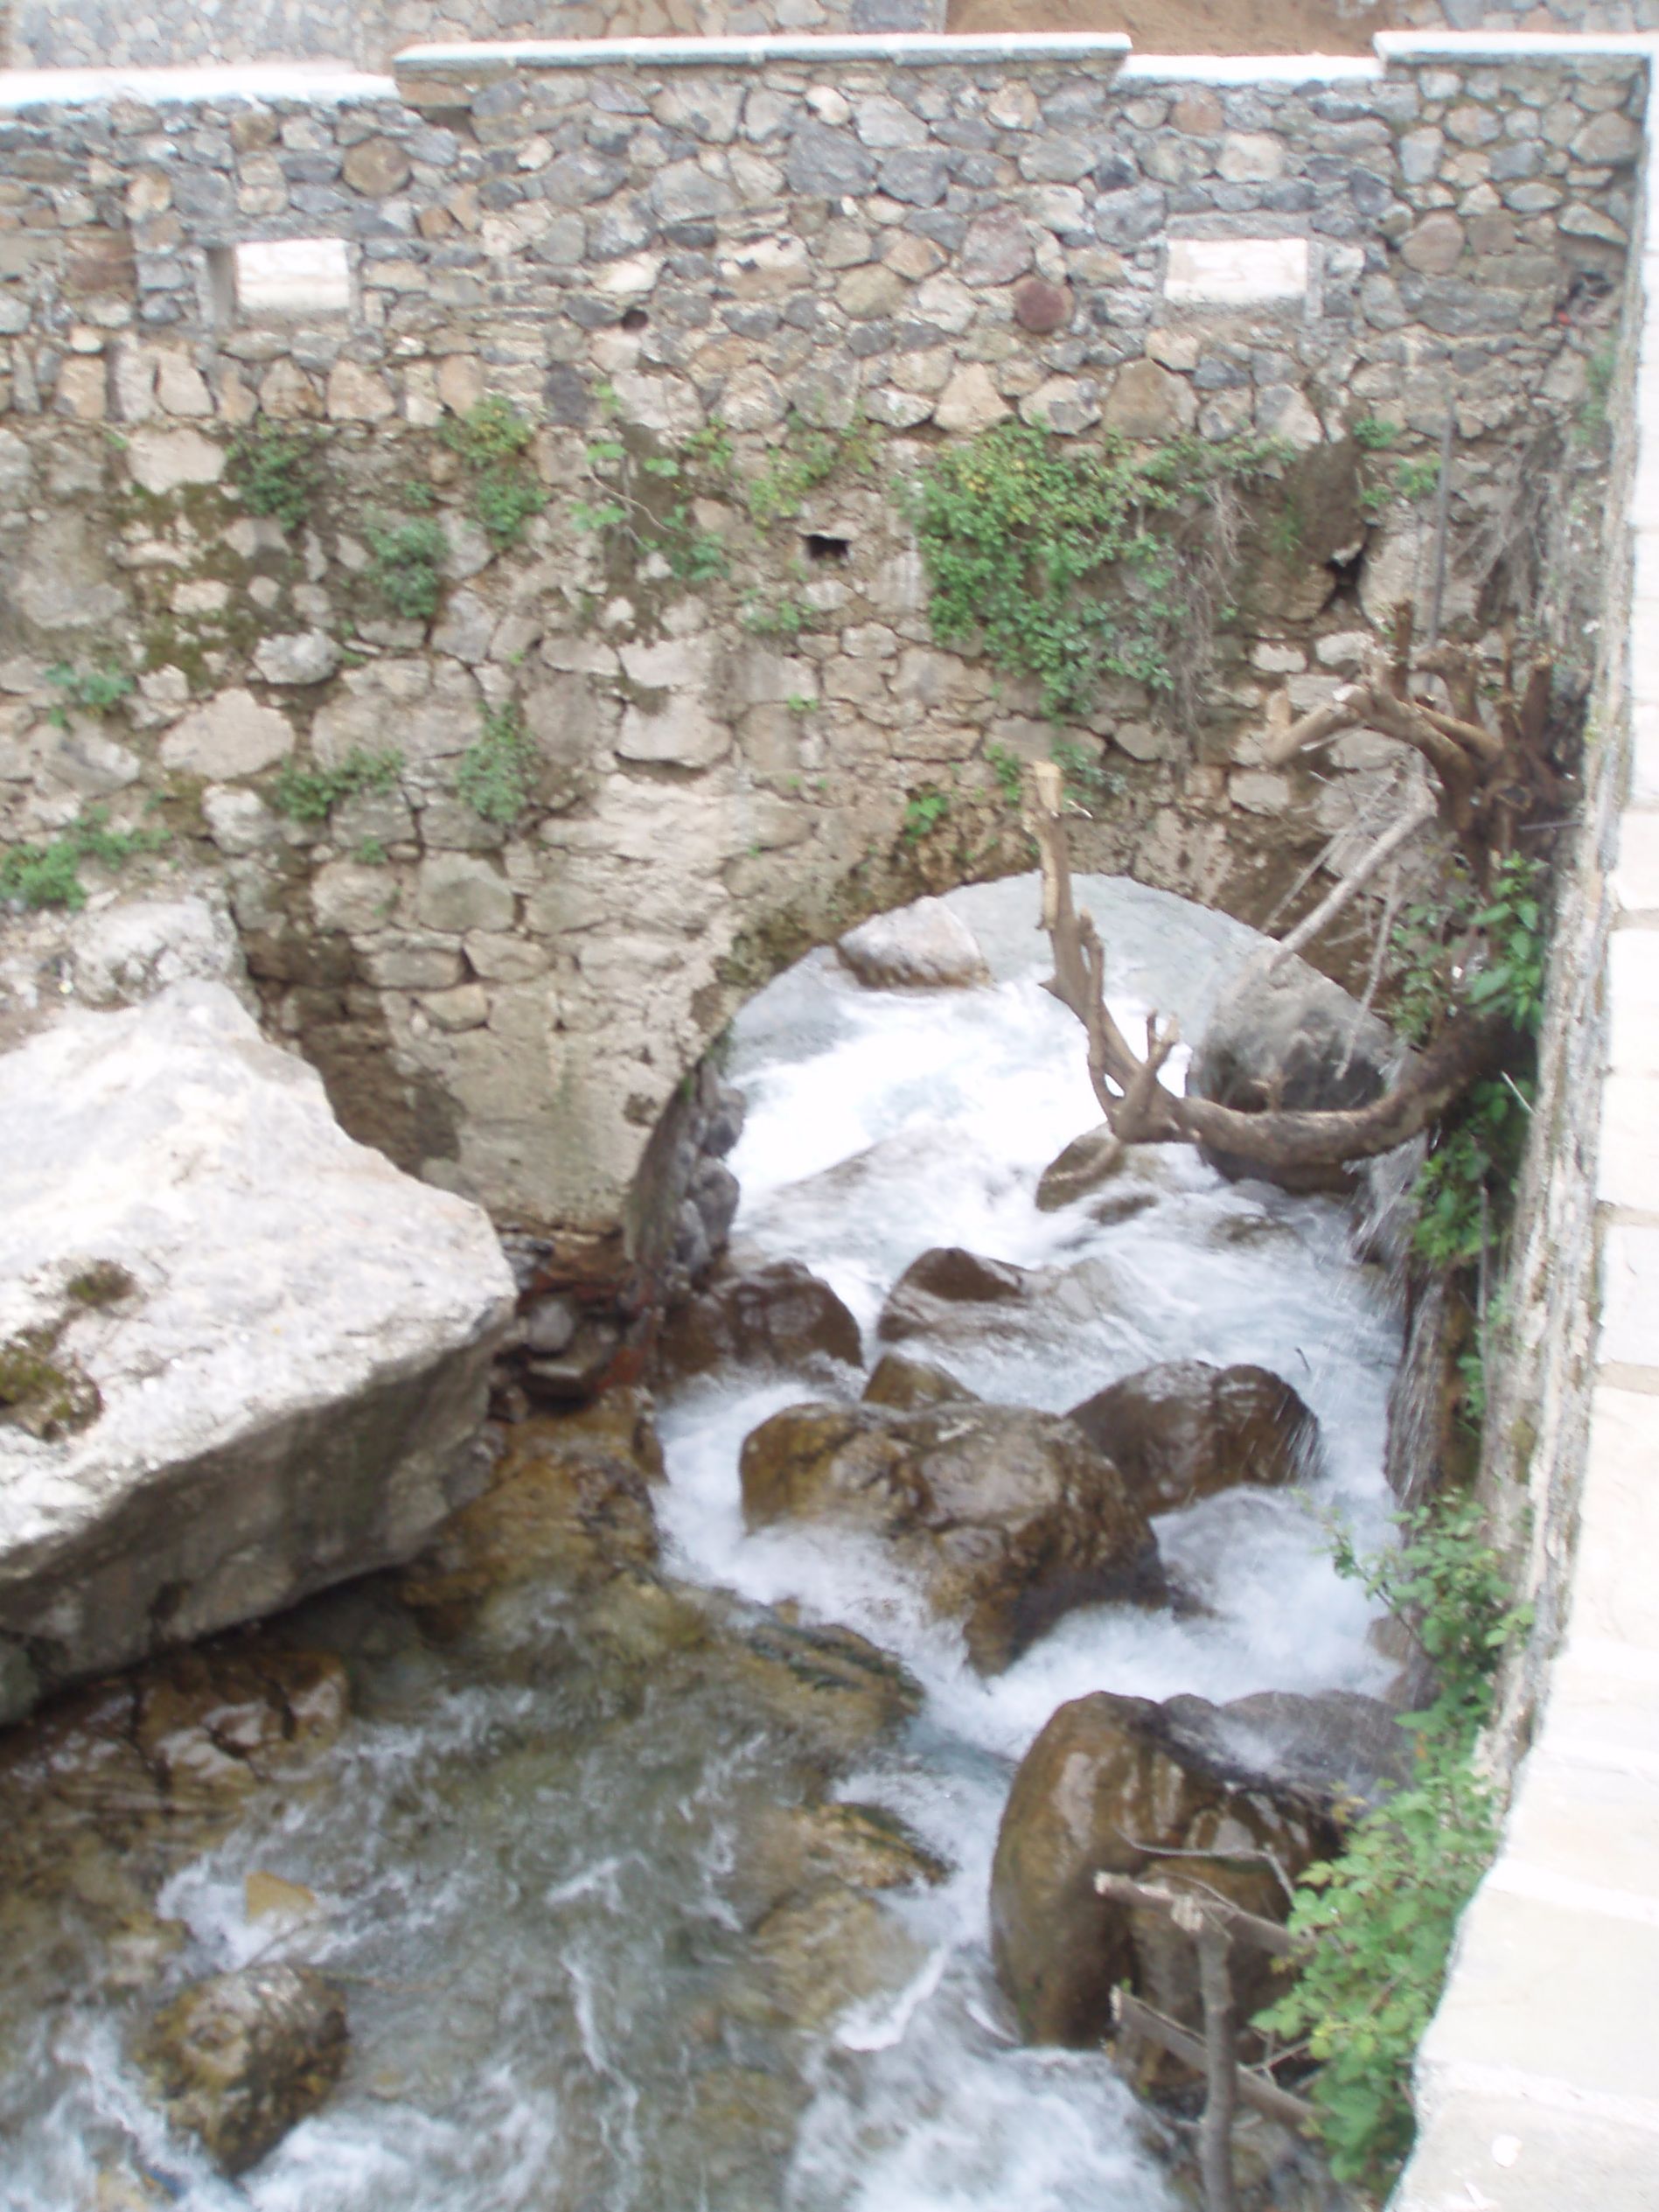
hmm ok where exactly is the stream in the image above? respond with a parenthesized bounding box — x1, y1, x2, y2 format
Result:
(0, 875, 1402, 2212)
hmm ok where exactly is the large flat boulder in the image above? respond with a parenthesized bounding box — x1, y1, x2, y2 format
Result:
(0, 980, 514, 1712)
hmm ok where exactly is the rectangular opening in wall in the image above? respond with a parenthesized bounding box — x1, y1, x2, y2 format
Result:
(1164, 238, 1309, 309)
(234, 239, 352, 318)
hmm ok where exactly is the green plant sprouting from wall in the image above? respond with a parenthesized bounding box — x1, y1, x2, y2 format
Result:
(271, 748, 402, 823)
(1256, 1496, 1531, 2189)
(45, 661, 136, 729)
(0, 807, 169, 911)
(745, 410, 878, 530)
(440, 395, 548, 551)
(227, 421, 318, 532)
(904, 419, 1281, 722)
(366, 518, 447, 623)
(1389, 854, 1546, 1279)
(455, 701, 539, 827)
(572, 416, 733, 585)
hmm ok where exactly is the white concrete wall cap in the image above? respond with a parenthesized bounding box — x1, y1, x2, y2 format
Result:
(395, 31, 1132, 72)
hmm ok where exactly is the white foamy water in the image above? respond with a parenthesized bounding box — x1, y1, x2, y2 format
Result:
(1, 876, 1400, 2212)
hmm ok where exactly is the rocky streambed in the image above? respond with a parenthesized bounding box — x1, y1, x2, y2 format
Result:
(1, 876, 1408, 2211)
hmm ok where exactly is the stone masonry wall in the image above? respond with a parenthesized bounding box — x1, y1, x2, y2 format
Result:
(0, 41, 1638, 1243)
(1395, 56, 1659, 2207)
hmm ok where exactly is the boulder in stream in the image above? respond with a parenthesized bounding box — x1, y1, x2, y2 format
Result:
(1066, 1359, 1319, 1515)
(659, 1260, 862, 1383)
(990, 1687, 1407, 2050)
(1185, 964, 1402, 1197)
(740, 1400, 1166, 1672)
(138, 1964, 347, 2175)
(0, 980, 515, 1706)
(861, 1351, 978, 1410)
(876, 1246, 1033, 1344)
(836, 897, 991, 989)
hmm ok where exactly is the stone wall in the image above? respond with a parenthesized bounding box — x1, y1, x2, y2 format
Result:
(1395, 50, 1659, 2209)
(0, 39, 1636, 1243)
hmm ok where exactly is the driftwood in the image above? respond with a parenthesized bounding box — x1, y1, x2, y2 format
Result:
(1096, 1870, 1315, 2212)
(1023, 757, 1510, 1177)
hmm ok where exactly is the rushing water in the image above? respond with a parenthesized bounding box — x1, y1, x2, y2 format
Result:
(1, 876, 1401, 2212)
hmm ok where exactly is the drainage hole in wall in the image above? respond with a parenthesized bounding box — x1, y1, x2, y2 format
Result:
(619, 306, 649, 331)
(802, 533, 852, 564)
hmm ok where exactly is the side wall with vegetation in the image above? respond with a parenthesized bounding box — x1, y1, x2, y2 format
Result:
(0, 43, 1637, 1240)
(1394, 52, 1659, 2212)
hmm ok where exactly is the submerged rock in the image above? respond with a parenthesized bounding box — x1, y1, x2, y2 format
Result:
(836, 897, 991, 990)
(861, 1351, 978, 1410)
(740, 1401, 1166, 1672)
(399, 1391, 664, 1634)
(0, 980, 514, 1705)
(1066, 1360, 1319, 1514)
(138, 1964, 347, 2175)
(719, 1604, 924, 1752)
(1185, 965, 1402, 1197)
(990, 1687, 1404, 2050)
(753, 1800, 951, 1901)
(659, 1260, 862, 1383)
(0, 1645, 349, 1889)
(749, 1881, 930, 2034)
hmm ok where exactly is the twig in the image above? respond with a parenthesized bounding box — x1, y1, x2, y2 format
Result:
(1261, 787, 1436, 975)
(1181, 1895, 1241, 2212)
(1095, 1869, 1302, 1958)
(1425, 415, 1456, 649)
(1112, 1992, 1316, 2131)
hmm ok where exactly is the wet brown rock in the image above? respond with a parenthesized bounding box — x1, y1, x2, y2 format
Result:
(1185, 964, 1401, 1197)
(876, 1246, 1031, 1343)
(1066, 1360, 1319, 1514)
(990, 1692, 1354, 2050)
(1035, 1134, 1177, 1218)
(398, 1391, 662, 1630)
(740, 1401, 1165, 1672)
(659, 1260, 861, 1382)
(1035, 1125, 1125, 1212)
(861, 1351, 978, 1409)
(1013, 277, 1072, 333)
(139, 1964, 347, 2175)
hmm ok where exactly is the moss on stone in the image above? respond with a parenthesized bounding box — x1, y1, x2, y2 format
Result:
(65, 1261, 137, 1308)
(0, 1326, 102, 1439)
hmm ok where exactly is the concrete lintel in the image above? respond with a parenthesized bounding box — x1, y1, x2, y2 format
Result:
(1375, 29, 1659, 61)
(394, 31, 1133, 80)
(0, 63, 396, 112)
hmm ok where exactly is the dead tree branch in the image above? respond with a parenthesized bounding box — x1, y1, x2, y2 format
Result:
(1024, 759, 1510, 1176)
(1260, 785, 1437, 976)
(1112, 1992, 1315, 2131)
(1263, 615, 1562, 889)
